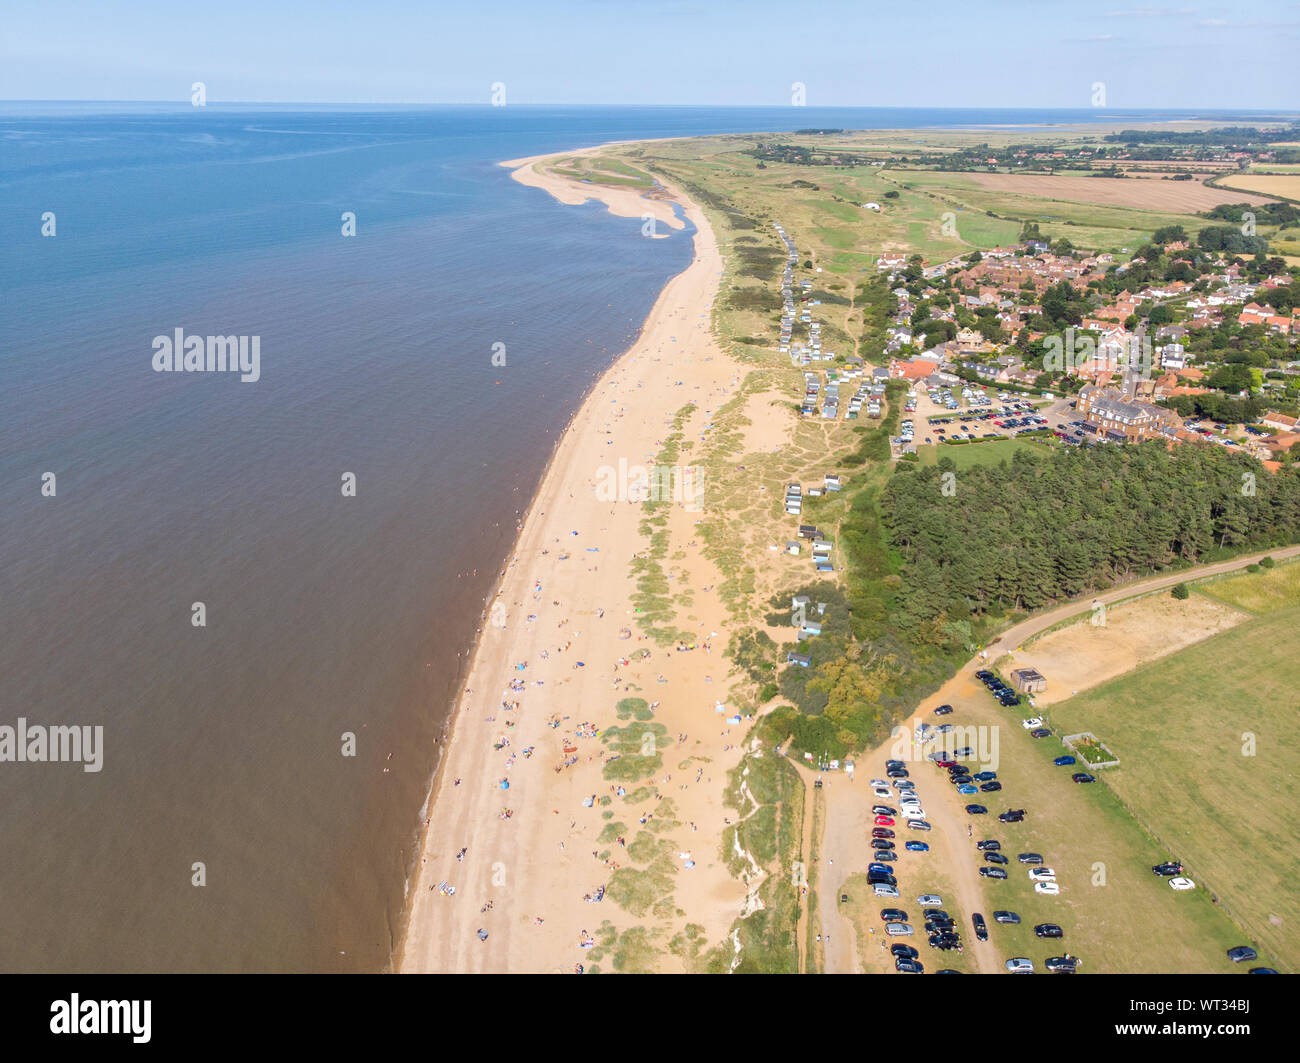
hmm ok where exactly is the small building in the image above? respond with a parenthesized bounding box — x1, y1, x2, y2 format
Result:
(787, 652, 812, 668)
(786, 541, 801, 555)
(1011, 667, 1046, 694)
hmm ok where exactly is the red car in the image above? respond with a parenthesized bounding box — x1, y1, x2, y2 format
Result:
(936, 759, 958, 769)
(874, 815, 895, 827)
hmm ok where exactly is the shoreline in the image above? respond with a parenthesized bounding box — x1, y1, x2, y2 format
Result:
(397, 140, 750, 972)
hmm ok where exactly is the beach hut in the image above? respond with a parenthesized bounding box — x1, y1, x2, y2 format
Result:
(786, 541, 801, 555)
(787, 652, 811, 668)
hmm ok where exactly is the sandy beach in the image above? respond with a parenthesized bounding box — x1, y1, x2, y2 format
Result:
(399, 147, 755, 972)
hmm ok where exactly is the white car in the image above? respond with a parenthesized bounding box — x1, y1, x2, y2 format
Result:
(1029, 868, 1056, 882)
(1169, 877, 1195, 891)
(902, 806, 927, 820)
(1021, 717, 1043, 730)
(873, 787, 893, 799)
(870, 779, 889, 788)
(917, 894, 942, 907)
(1034, 881, 1061, 896)
(1006, 957, 1034, 973)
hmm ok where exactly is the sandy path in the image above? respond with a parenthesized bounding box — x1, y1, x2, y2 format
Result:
(399, 150, 748, 973)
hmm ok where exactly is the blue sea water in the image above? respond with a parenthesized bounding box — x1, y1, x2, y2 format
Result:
(0, 104, 1289, 971)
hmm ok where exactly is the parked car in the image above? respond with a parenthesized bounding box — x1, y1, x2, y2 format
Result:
(999, 810, 1026, 823)
(1034, 923, 1064, 939)
(984, 852, 1009, 865)
(917, 894, 942, 907)
(934, 704, 953, 716)
(965, 804, 988, 815)
(891, 943, 919, 959)
(872, 805, 897, 817)
(973, 771, 996, 782)
(957, 784, 978, 795)
(1018, 853, 1043, 865)
(885, 922, 914, 937)
(1030, 728, 1052, 739)
(904, 841, 929, 852)
(980, 781, 1003, 792)
(1053, 755, 1076, 766)
(907, 819, 932, 831)
(871, 838, 895, 850)
(874, 815, 895, 826)
(871, 827, 895, 839)
(895, 958, 924, 973)
(1006, 957, 1034, 973)
(1227, 946, 1258, 963)
(1021, 717, 1043, 730)
(1034, 881, 1061, 896)
(976, 840, 1001, 851)
(972, 913, 988, 941)
(873, 883, 900, 898)
(1152, 861, 1182, 876)
(1045, 955, 1078, 973)
(1169, 877, 1195, 891)
(1028, 868, 1056, 882)
(872, 787, 893, 799)
(992, 911, 1020, 924)
(880, 908, 908, 923)
(979, 867, 1008, 880)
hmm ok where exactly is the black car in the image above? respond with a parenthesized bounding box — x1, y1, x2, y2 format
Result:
(839, 893, 849, 903)
(984, 852, 1009, 865)
(871, 839, 896, 850)
(891, 944, 919, 959)
(874, 850, 899, 862)
(992, 911, 1020, 924)
(868, 871, 896, 886)
(1227, 946, 1258, 963)
(953, 746, 974, 758)
(872, 805, 897, 816)
(935, 969, 962, 974)
(1045, 955, 1078, 973)
(980, 781, 1003, 792)
(1018, 853, 1043, 865)
(965, 804, 988, 815)
(934, 704, 954, 716)
(1034, 923, 1064, 939)
(975, 670, 993, 680)
(896, 958, 924, 974)
(973, 771, 997, 782)
(972, 913, 988, 941)
(999, 810, 1026, 823)
(885, 760, 905, 771)
(1152, 861, 1182, 877)
(886, 768, 908, 778)
(979, 866, 1008, 879)
(880, 908, 908, 923)
(976, 840, 1001, 852)
(1072, 772, 1096, 784)
(1029, 728, 1051, 738)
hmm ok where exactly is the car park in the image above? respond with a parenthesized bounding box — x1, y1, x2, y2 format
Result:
(1006, 957, 1034, 973)
(993, 911, 1020, 924)
(1034, 923, 1064, 939)
(1035, 881, 1061, 896)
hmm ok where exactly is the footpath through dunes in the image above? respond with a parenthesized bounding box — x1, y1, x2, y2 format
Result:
(401, 149, 751, 974)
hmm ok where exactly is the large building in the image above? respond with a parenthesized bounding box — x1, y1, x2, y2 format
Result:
(1076, 384, 1178, 443)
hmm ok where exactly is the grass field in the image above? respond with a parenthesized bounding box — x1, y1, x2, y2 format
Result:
(1195, 558, 1300, 615)
(967, 172, 1276, 212)
(1044, 602, 1300, 970)
(917, 438, 1051, 470)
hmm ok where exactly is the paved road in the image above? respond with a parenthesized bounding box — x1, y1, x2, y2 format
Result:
(817, 544, 1300, 974)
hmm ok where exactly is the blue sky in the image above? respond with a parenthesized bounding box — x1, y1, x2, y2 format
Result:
(2, 1, 1297, 108)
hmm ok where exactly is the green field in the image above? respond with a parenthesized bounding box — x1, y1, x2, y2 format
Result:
(1196, 559, 1300, 615)
(917, 438, 1052, 470)
(1046, 603, 1300, 970)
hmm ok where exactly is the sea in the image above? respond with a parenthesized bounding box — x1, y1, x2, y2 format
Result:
(0, 104, 1288, 971)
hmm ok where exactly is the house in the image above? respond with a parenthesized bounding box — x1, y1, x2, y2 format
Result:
(1262, 412, 1300, 432)
(1010, 668, 1046, 694)
(1077, 384, 1178, 442)
(889, 358, 940, 382)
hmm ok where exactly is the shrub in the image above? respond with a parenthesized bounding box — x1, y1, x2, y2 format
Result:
(1171, 583, 1190, 600)
(758, 682, 780, 703)
(1246, 563, 1262, 574)
(1260, 555, 1276, 569)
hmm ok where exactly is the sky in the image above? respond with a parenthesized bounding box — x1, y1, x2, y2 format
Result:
(1, 1, 1297, 109)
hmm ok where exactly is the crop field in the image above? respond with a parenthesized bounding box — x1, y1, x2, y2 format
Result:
(965, 172, 1276, 212)
(1217, 173, 1300, 203)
